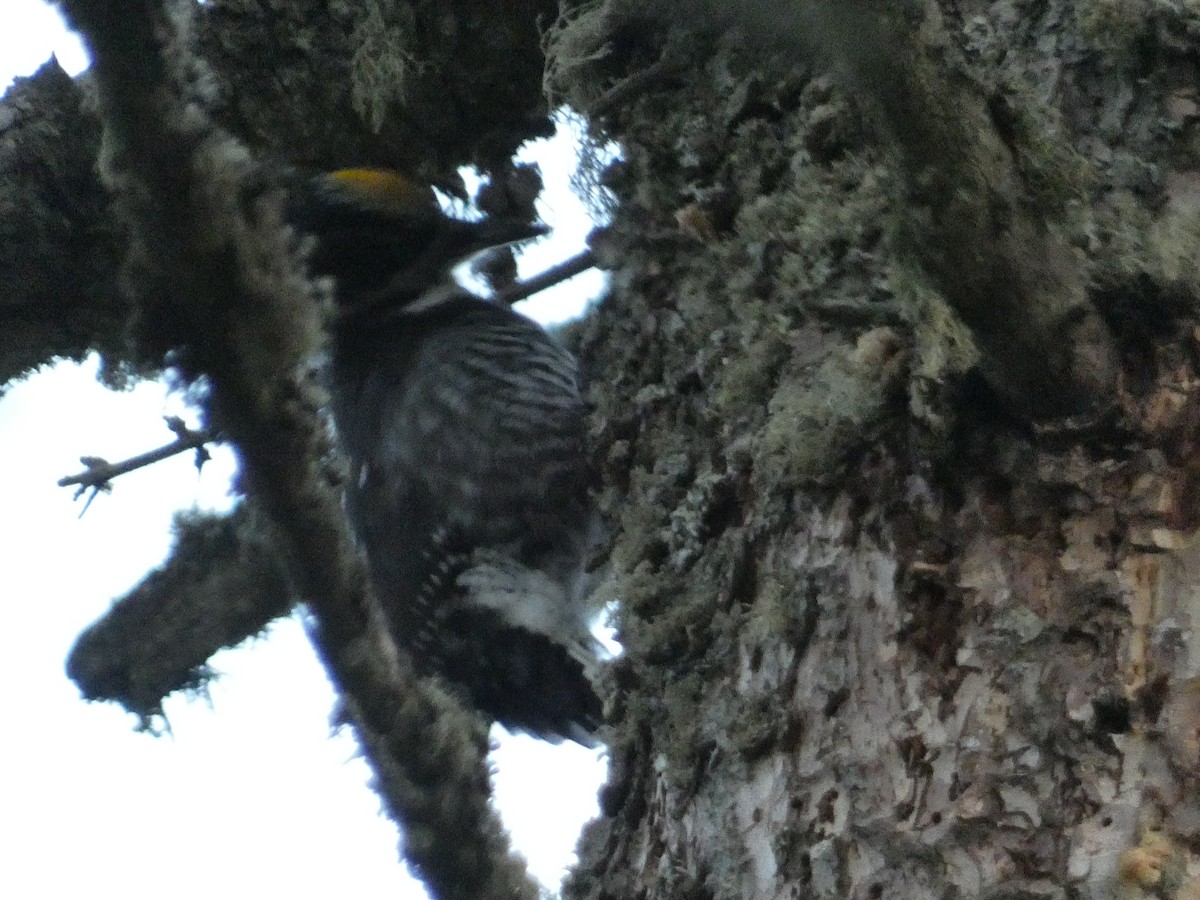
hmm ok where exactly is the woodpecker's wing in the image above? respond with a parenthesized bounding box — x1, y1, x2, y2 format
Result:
(364, 298, 590, 555)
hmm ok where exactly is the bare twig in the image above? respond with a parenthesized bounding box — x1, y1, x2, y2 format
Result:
(499, 248, 597, 306)
(58, 417, 216, 496)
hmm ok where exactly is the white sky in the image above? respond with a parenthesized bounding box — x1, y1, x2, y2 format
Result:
(0, 4, 609, 898)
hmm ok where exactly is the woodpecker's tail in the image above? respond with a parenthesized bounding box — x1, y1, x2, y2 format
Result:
(437, 606, 604, 745)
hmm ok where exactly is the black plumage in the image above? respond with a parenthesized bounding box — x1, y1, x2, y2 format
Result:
(293, 170, 602, 744)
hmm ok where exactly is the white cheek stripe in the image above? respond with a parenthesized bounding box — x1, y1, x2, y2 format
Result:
(399, 283, 464, 315)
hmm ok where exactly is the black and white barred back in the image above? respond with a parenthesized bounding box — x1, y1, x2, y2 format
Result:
(329, 289, 602, 744)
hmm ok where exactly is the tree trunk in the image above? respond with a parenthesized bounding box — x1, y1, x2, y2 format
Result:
(546, 2, 1200, 897)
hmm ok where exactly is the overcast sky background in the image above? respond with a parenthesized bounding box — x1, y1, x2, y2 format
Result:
(0, 3, 609, 897)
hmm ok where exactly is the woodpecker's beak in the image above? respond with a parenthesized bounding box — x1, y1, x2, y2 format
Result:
(448, 217, 549, 262)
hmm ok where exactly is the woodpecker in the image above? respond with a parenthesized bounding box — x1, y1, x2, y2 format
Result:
(290, 169, 603, 744)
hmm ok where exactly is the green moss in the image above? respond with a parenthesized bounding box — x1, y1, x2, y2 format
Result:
(999, 83, 1094, 228)
(349, 3, 420, 134)
(754, 327, 905, 492)
(1149, 205, 1200, 297)
(1090, 190, 1155, 284)
(713, 316, 792, 415)
(728, 695, 780, 759)
(1090, 191, 1200, 307)
(902, 266, 979, 435)
(760, 571, 810, 644)
(1074, 0, 1152, 55)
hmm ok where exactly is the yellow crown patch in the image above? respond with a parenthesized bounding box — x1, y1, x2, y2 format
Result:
(326, 168, 438, 215)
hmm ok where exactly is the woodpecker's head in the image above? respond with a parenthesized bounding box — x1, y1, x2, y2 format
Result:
(289, 168, 547, 307)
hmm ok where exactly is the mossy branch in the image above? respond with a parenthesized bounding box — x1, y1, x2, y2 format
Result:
(54, 2, 538, 897)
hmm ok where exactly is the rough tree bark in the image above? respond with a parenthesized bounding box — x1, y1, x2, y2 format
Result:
(5, 0, 1200, 898)
(545, 2, 1200, 898)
